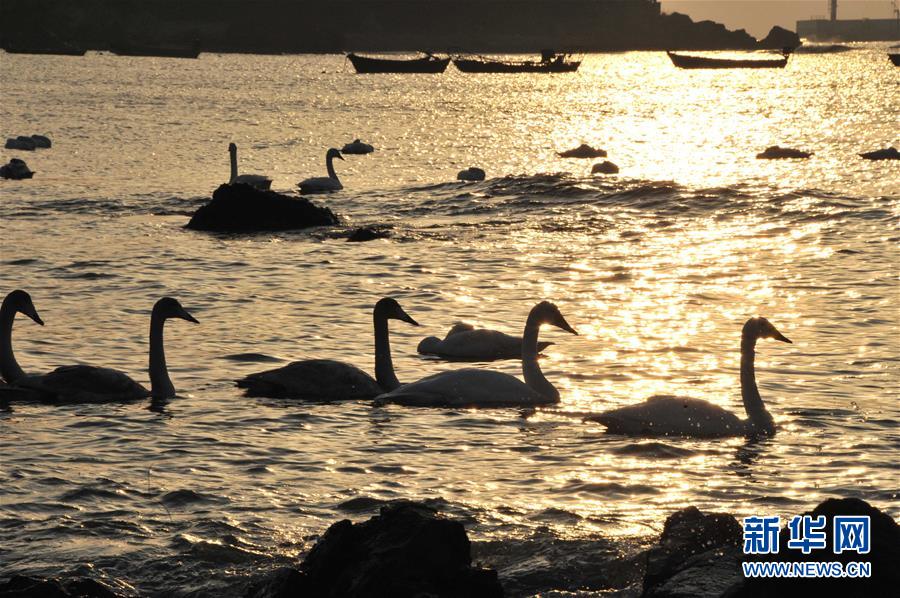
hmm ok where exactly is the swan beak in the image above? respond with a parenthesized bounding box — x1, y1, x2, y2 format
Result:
(557, 316, 578, 336)
(337, 154, 345, 161)
(400, 312, 419, 326)
(27, 309, 44, 326)
(180, 309, 200, 324)
(773, 331, 792, 343)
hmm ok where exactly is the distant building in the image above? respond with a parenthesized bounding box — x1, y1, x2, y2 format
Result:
(796, 18, 899, 41)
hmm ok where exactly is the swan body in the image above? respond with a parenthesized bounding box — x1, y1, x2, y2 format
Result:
(417, 322, 552, 361)
(229, 143, 272, 190)
(588, 317, 791, 438)
(0, 158, 34, 180)
(1, 292, 198, 402)
(298, 148, 344, 194)
(4, 136, 36, 151)
(457, 167, 485, 181)
(30, 135, 52, 148)
(378, 301, 577, 408)
(237, 297, 417, 400)
(341, 139, 374, 154)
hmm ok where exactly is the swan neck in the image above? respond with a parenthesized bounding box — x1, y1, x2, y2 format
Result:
(149, 312, 175, 398)
(374, 313, 399, 391)
(229, 149, 237, 184)
(326, 154, 339, 182)
(740, 337, 772, 433)
(522, 318, 559, 401)
(0, 302, 24, 383)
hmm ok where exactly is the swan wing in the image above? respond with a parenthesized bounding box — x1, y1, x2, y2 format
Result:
(15, 365, 148, 402)
(376, 368, 552, 408)
(588, 395, 745, 438)
(298, 177, 342, 193)
(235, 174, 272, 190)
(237, 359, 380, 400)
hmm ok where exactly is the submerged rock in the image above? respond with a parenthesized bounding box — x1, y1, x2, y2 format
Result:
(591, 161, 619, 174)
(558, 143, 607, 158)
(186, 183, 339, 232)
(247, 502, 503, 598)
(346, 226, 391, 242)
(341, 139, 375, 154)
(0, 158, 35, 180)
(457, 167, 486, 181)
(860, 146, 899, 160)
(756, 145, 813, 159)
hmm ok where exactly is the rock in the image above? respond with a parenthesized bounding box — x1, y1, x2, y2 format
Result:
(4, 136, 36, 151)
(0, 158, 35, 180)
(591, 161, 619, 174)
(860, 147, 899, 160)
(657, 12, 758, 51)
(30, 134, 51, 148)
(739, 497, 900, 597)
(758, 26, 801, 50)
(756, 145, 812, 159)
(341, 139, 375, 155)
(186, 183, 339, 232)
(457, 167, 486, 181)
(346, 226, 391, 242)
(642, 506, 743, 598)
(558, 144, 607, 159)
(247, 502, 504, 598)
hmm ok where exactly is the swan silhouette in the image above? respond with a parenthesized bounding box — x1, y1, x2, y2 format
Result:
(418, 322, 553, 361)
(457, 167, 485, 181)
(298, 148, 344, 194)
(586, 317, 792, 438)
(1, 291, 198, 401)
(0, 158, 34, 180)
(229, 143, 272, 190)
(377, 301, 577, 408)
(237, 298, 418, 400)
(341, 139, 374, 154)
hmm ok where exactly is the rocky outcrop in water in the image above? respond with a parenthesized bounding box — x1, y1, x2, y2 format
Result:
(592, 161, 619, 174)
(186, 183, 339, 233)
(346, 226, 392, 242)
(860, 147, 899, 160)
(247, 502, 503, 598)
(558, 144, 607, 159)
(758, 26, 802, 50)
(756, 146, 813, 159)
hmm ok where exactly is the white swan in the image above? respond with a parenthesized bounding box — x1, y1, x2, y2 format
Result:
(457, 167, 485, 181)
(237, 298, 418, 400)
(229, 143, 272, 190)
(377, 301, 577, 408)
(586, 317, 792, 438)
(418, 322, 553, 361)
(298, 148, 344, 194)
(1, 292, 198, 401)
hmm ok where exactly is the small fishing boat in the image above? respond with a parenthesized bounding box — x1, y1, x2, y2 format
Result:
(347, 53, 450, 73)
(453, 52, 580, 73)
(889, 53, 900, 66)
(667, 51, 788, 69)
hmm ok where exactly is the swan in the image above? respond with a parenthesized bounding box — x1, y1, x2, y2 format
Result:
(30, 135, 52, 148)
(4, 137, 36, 151)
(229, 143, 272, 190)
(377, 301, 577, 408)
(298, 148, 344, 194)
(457, 167, 485, 181)
(1, 292, 198, 401)
(586, 317, 792, 438)
(341, 139, 375, 154)
(0, 158, 34, 180)
(237, 297, 418, 400)
(417, 322, 553, 361)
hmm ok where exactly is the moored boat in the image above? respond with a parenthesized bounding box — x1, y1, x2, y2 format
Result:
(109, 41, 201, 59)
(453, 52, 580, 73)
(889, 53, 900, 66)
(667, 51, 788, 69)
(347, 53, 450, 73)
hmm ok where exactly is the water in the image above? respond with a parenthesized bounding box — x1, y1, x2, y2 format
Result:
(1, 49, 898, 596)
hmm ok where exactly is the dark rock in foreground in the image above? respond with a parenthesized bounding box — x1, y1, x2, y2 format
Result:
(247, 502, 503, 598)
(860, 147, 899, 160)
(592, 161, 619, 174)
(0, 575, 125, 597)
(186, 183, 339, 232)
(756, 145, 813, 159)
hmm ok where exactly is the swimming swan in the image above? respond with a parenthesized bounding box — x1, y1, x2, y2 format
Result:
(586, 317, 792, 438)
(417, 322, 553, 361)
(377, 301, 577, 408)
(1, 292, 198, 401)
(236, 298, 418, 400)
(341, 139, 375, 154)
(298, 148, 344, 194)
(229, 143, 272, 190)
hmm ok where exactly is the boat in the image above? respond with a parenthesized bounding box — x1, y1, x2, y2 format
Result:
(667, 51, 788, 69)
(347, 53, 450, 73)
(109, 41, 201, 59)
(889, 53, 900, 66)
(453, 52, 580, 73)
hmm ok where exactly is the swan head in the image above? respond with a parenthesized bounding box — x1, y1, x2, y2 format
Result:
(228, 143, 237, 154)
(744, 317, 791, 343)
(327, 148, 345, 161)
(374, 298, 418, 326)
(153, 297, 199, 324)
(417, 336, 442, 353)
(3, 290, 43, 326)
(531, 301, 577, 335)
